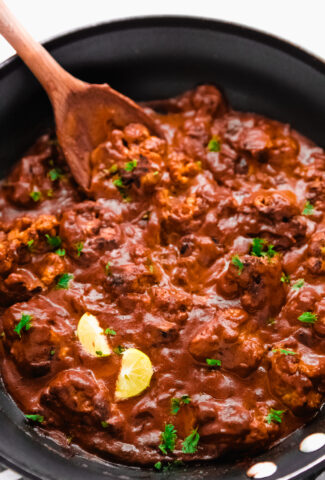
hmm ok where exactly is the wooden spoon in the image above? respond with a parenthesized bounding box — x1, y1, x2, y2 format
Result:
(0, 0, 163, 190)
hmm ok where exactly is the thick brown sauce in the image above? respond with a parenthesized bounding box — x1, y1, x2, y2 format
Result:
(0, 85, 324, 466)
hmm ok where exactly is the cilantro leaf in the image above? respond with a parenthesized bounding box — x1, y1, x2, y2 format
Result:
(55, 248, 66, 257)
(159, 424, 177, 455)
(56, 273, 73, 290)
(207, 137, 221, 152)
(101, 421, 108, 428)
(182, 428, 200, 454)
(45, 234, 61, 249)
(105, 328, 116, 336)
(292, 279, 305, 290)
(251, 238, 277, 259)
(14, 313, 32, 337)
(281, 273, 290, 283)
(25, 414, 44, 423)
(113, 345, 125, 355)
(48, 168, 63, 181)
(170, 395, 191, 415)
(105, 262, 112, 275)
(302, 201, 314, 216)
(27, 239, 34, 249)
(113, 177, 124, 188)
(154, 462, 162, 471)
(75, 242, 84, 257)
(272, 348, 297, 356)
(125, 159, 137, 172)
(266, 408, 285, 424)
(30, 191, 41, 202)
(206, 358, 221, 367)
(298, 312, 317, 324)
(231, 255, 244, 274)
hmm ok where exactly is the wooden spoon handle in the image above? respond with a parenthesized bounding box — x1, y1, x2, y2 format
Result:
(0, 0, 78, 100)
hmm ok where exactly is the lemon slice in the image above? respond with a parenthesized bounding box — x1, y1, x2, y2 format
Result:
(77, 313, 111, 357)
(115, 348, 153, 400)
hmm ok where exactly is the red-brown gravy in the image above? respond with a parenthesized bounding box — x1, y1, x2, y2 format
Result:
(0, 85, 324, 466)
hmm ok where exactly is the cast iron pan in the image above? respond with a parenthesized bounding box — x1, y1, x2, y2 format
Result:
(0, 15, 325, 480)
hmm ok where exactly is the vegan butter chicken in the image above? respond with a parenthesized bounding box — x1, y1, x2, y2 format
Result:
(0, 85, 324, 467)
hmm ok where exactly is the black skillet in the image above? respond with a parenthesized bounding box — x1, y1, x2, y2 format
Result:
(0, 15, 324, 480)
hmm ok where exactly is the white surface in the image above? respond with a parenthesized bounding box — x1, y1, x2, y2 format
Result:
(0, 470, 21, 480)
(0, 0, 324, 64)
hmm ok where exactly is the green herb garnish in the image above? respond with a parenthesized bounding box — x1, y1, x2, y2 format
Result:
(206, 358, 222, 367)
(251, 238, 277, 259)
(48, 168, 63, 181)
(101, 421, 109, 428)
(55, 248, 66, 257)
(105, 328, 116, 336)
(109, 164, 118, 174)
(207, 137, 221, 152)
(182, 428, 200, 454)
(272, 348, 297, 356)
(266, 409, 285, 424)
(30, 191, 41, 202)
(125, 159, 137, 172)
(27, 239, 34, 249)
(154, 461, 162, 471)
(298, 312, 317, 324)
(292, 279, 305, 290)
(231, 255, 244, 274)
(302, 201, 314, 216)
(25, 414, 44, 423)
(56, 273, 73, 289)
(113, 345, 125, 355)
(281, 273, 290, 283)
(14, 313, 32, 337)
(75, 242, 84, 257)
(50, 349, 55, 356)
(113, 177, 124, 188)
(159, 424, 177, 455)
(170, 395, 191, 415)
(45, 234, 61, 249)
(268, 318, 276, 326)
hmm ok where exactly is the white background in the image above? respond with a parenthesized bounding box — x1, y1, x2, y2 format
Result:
(0, 0, 324, 64)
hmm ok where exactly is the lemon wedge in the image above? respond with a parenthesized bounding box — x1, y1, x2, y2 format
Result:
(77, 313, 111, 357)
(115, 348, 153, 400)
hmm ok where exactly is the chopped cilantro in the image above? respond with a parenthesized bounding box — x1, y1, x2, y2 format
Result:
(154, 462, 162, 471)
(27, 239, 34, 249)
(272, 348, 297, 356)
(105, 261, 112, 275)
(206, 358, 222, 367)
(50, 349, 55, 356)
(25, 414, 44, 423)
(298, 312, 317, 324)
(207, 136, 221, 152)
(109, 164, 118, 174)
(55, 248, 66, 257)
(30, 191, 41, 202)
(125, 159, 137, 172)
(45, 234, 61, 249)
(75, 242, 84, 257)
(251, 238, 277, 259)
(56, 273, 73, 290)
(96, 350, 103, 356)
(231, 255, 244, 274)
(113, 177, 124, 188)
(302, 201, 314, 216)
(101, 421, 109, 428)
(281, 273, 290, 283)
(113, 345, 125, 355)
(292, 279, 305, 290)
(48, 168, 63, 181)
(14, 313, 32, 337)
(105, 328, 116, 336)
(159, 424, 177, 455)
(268, 318, 276, 326)
(170, 395, 191, 415)
(182, 428, 200, 454)
(266, 408, 285, 424)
